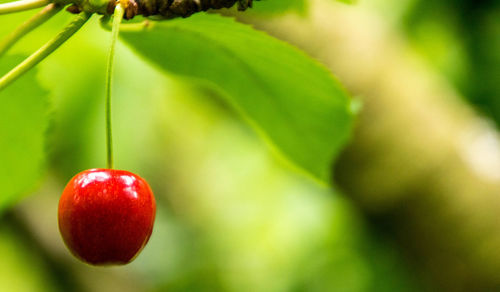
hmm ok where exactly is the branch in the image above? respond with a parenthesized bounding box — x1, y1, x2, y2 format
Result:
(0, 0, 50, 15)
(0, 4, 62, 57)
(0, 12, 92, 91)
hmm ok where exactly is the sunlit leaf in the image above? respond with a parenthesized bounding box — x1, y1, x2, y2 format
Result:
(0, 56, 49, 211)
(250, 0, 306, 14)
(121, 14, 353, 182)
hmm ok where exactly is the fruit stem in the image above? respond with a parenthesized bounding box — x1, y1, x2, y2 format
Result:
(105, 2, 124, 169)
(0, 0, 50, 15)
(100, 16, 152, 32)
(0, 12, 92, 91)
(0, 4, 62, 58)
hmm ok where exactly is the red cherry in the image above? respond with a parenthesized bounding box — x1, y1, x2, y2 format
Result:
(58, 168, 156, 265)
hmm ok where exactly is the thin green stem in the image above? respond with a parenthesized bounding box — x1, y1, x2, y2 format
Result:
(0, 3, 62, 57)
(0, 12, 91, 91)
(0, 0, 50, 15)
(100, 15, 152, 32)
(105, 3, 124, 169)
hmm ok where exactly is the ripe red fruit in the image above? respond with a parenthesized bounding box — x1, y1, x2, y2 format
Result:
(58, 168, 156, 265)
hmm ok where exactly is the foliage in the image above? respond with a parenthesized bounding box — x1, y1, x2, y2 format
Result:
(249, 0, 306, 15)
(0, 0, 448, 291)
(0, 56, 48, 212)
(402, 0, 500, 125)
(121, 14, 353, 182)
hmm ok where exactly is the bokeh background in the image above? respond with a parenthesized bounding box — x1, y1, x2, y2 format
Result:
(1, 0, 500, 291)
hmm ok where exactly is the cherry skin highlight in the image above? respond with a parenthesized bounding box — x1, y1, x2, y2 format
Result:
(58, 168, 156, 265)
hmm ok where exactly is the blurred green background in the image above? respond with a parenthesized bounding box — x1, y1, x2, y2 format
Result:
(1, 0, 500, 291)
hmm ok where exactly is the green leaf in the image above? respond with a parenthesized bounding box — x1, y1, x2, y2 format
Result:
(121, 14, 353, 182)
(250, 0, 307, 15)
(0, 56, 49, 211)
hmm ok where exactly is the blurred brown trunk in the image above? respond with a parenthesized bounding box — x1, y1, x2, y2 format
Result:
(239, 1, 500, 290)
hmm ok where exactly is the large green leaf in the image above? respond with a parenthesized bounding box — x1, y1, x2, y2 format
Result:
(0, 56, 49, 211)
(121, 14, 353, 182)
(249, 0, 306, 15)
